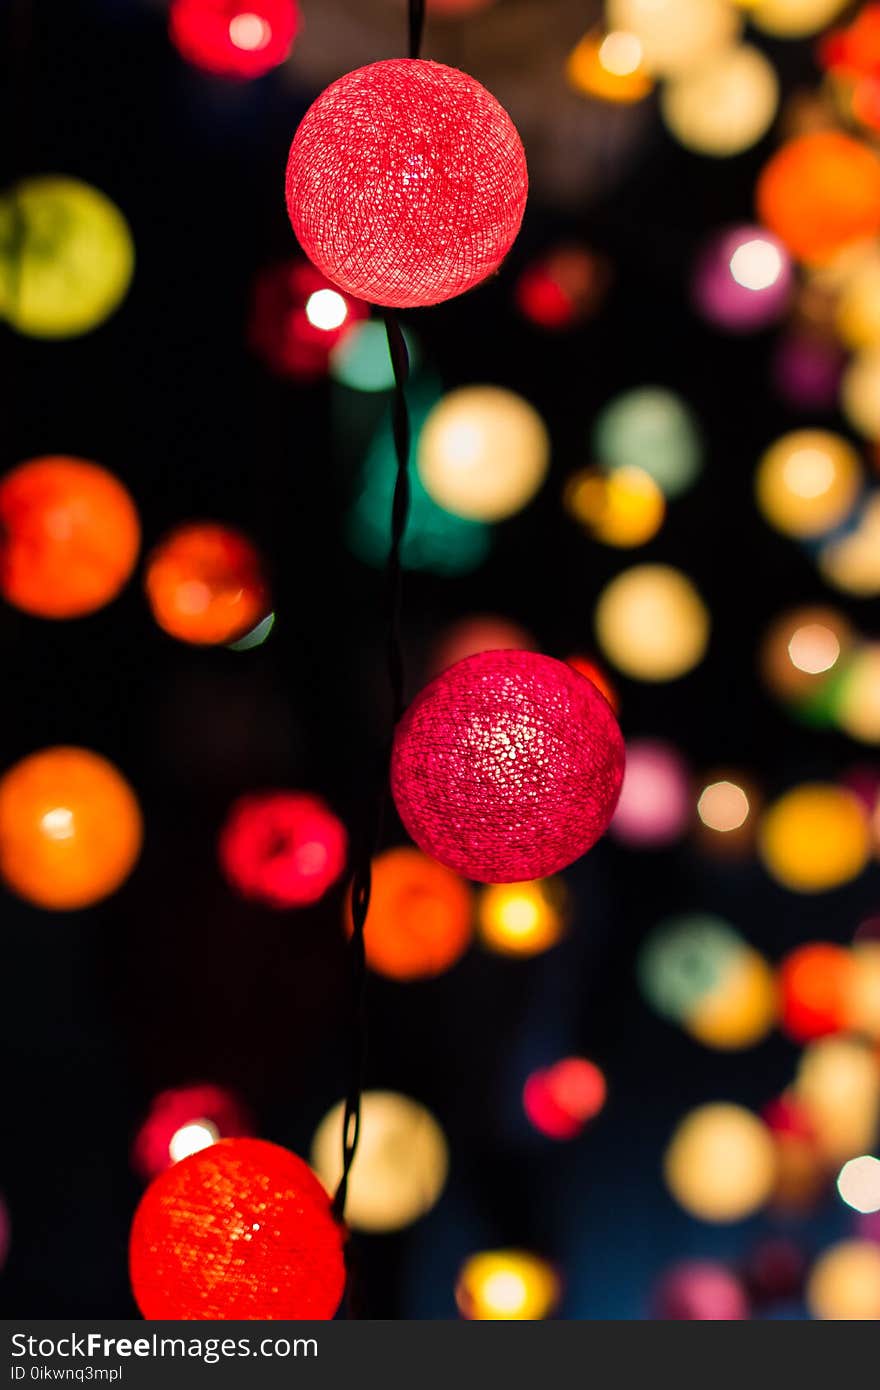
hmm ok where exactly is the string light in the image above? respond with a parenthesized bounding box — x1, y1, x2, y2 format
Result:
(664, 1103, 776, 1223)
(593, 387, 703, 498)
(692, 227, 792, 332)
(757, 131, 880, 264)
(610, 739, 691, 847)
(168, 0, 299, 78)
(145, 522, 271, 646)
(755, 430, 861, 538)
(476, 878, 569, 957)
(606, 0, 739, 76)
(595, 564, 710, 681)
(759, 784, 871, 893)
(218, 792, 348, 908)
(806, 1241, 880, 1319)
(455, 1251, 561, 1320)
(346, 847, 473, 981)
(662, 46, 778, 158)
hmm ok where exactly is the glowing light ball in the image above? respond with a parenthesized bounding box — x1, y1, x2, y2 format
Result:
(760, 604, 853, 704)
(606, 0, 739, 76)
(133, 1084, 252, 1179)
(653, 1261, 749, 1320)
(692, 226, 793, 332)
(248, 260, 368, 380)
(593, 387, 702, 498)
(476, 878, 569, 956)
(835, 251, 880, 351)
(698, 780, 751, 835)
(515, 244, 611, 329)
(0, 176, 133, 338)
(795, 1036, 880, 1163)
(565, 656, 619, 713)
(755, 430, 861, 538)
(757, 132, 880, 265)
(347, 847, 473, 981)
(129, 1138, 343, 1319)
(687, 950, 777, 1051)
(750, 0, 848, 37)
(842, 349, 880, 441)
(169, 1, 299, 78)
(595, 565, 709, 682)
(844, 945, 880, 1039)
(564, 466, 666, 548)
(455, 1251, 560, 1320)
(417, 387, 549, 523)
(771, 333, 844, 412)
(837, 645, 880, 742)
(219, 792, 347, 909)
(391, 651, 625, 883)
(0, 457, 140, 618)
(310, 1091, 447, 1233)
(664, 1103, 776, 1223)
(807, 1241, 880, 1320)
(329, 319, 418, 393)
(778, 942, 855, 1041)
(565, 32, 654, 104)
(759, 784, 871, 893)
(838, 1156, 880, 1214)
(610, 738, 690, 847)
(0, 747, 142, 910)
(822, 500, 880, 597)
(145, 522, 270, 646)
(523, 1057, 606, 1140)
(662, 46, 778, 158)
(285, 60, 528, 310)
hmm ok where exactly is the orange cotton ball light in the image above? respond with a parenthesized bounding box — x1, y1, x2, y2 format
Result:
(0, 747, 142, 910)
(348, 847, 473, 981)
(129, 1138, 344, 1320)
(145, 522, 270, 646)
(757, 132, 880, 265)
(0, 457, 140, 619)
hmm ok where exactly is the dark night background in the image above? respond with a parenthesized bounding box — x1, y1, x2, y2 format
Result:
(1, 0, 876, 1318)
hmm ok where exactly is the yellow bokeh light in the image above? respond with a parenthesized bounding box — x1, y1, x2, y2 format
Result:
(846, 944, 880, 1041)
(837, 1155, 880, 1214)
(664, 1103, 776, 1222)
(564, 465, 665, 547)
(759, 784, 871, 893)
(761, 605, 853, 702)
(795, 1035, 880, 1163)
(686, 949, 778, 1051)
(820, 496, 880, 597)
(807, 1241, 880, 1320)
(595, 564, 710, 682)
(836, 249, 880, 351)
(842, 349, 880, 441)
(697, 781, 750, 833)
(787, 623, 840, 675)
(455, 1251, 561, 1320)
(0, 176, 134, 338)
(417, 386, 550, 522)
(755, 430, 861, 538)
(661, 44, 779, 157)
(310, 1090, 448, 1232)
(566, 33, 653, 103)
(477, 878, 568, 957)
(606, 0, 740, 76)
(749, 0, 849, 39)
(599, 31, 643, 77)
(837, 644, 880, 743)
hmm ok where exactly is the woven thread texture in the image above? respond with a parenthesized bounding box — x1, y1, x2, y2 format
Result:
(285, 59, 528, 310)
(391, 650, 626, 883)
(129, 1139, 345, 1320)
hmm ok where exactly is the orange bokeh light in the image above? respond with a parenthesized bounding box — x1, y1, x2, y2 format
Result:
(757, 131, 880, 264)
(0, 746, 143, 909)
(145, 522, 270, 646)
(347, 846, 474, 981)
(0, 457, 140, 619)
(565, 655, 620, 713)
(778, 942, 855, 1042)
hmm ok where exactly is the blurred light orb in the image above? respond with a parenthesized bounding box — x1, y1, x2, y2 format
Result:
(129, 1138, 344, 1319)
(348, 847, 473, 981)
(755, 430, 861, 538)
(286, 60, 528, 310)
(788, 624, 841, 675)
(606, 0, 740, 76)
(133, 1084, 252, 1179)
(169, 0, 299, 78)
(565, 33, 653, 104)
(836, 250, 880, 351)
(477, 878, 569, 956)
(807, 1240, 880, 1320)
(305, 288, 347, 331)
(653, 1261, 749, 1320)
(759, 784, 871, 892)
(391, 651, 625, 883)
(0, 747, 142, 910)
(428, 614, 536, 679)
(750, 0, 849, 38)
(662, 45, 778, 157)
(564, 466, 665, 548)
(311, 1091, 447, 1233)
(455, 1251, 560, 1320)
(838, 1156, 880, 1214)
(610, 738, 690, 847)
(771, 332, 844, 412)
(760, 605, 853, 703)
(145, 522, 270, 646)
(593, 387, 702, 498)
(796, 1036, 880, 1163)
(0, 176, 133, 338)
(329, 319, 418, 393)
(837, 644, 880, 742)
(0, 457, 140, 619)
(565, 655, 619, 713)
(249, 260, 368, 380)
(515, 245, 611, 329)
(778, 942, 855, 1041)
(664, 1103, 776, 1223)
(595, 564, 709, 682)
(693, 227, 792, 332)
(523, 1057, 606, 1140)
(757, 131, 880, 264)
(417, 387, 550, 522)
(687, 948, 777, 1051)
(821, 496, 880, 596)
(219, 791, 347, 909)
(698, 781, 750, 833)
(842, 349, 880, 441)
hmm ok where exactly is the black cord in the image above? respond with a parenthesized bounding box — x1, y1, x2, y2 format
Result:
(409, 0, 426, 60)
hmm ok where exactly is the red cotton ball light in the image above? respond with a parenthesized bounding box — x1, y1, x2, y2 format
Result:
(248, 260, 368, 380)
(169, 0, 299, 79)
(218, 791, 348, 908)
(285, 59, 528, 310)
(390, 650, 625, 883)
(129, 1138, 344, 1320)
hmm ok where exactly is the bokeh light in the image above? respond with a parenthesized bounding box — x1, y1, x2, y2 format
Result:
(778, 942, 855, 1041)
(795, 1035, 880, 1163)
(771, 331, 844, 412)
(750, 0, 849, 38)
(755, 430, 861, 538)
(662, 46, 778, 157)
(428, 614, 536, 678)
(565, 32, 653, 104)
(455, 1251, 560, 1320)
(835, 249, 880, 351)
(760, 604, 853, 705)
(523, 1057, 606, 1140)
(564, 465, 665, 547)
(0, 747, 142, 910)
(565, 655, 619, 713)
(417, 386, 550, 522)
(329, 319, 418, 392)
(837, 1155, 880, 1215)
(806, 1240, 880, 1319)
(610, 738, 690, 847)
(311, 1091, 448, 1233)
(477, 878, 569, 957)
(664, 1103, 776, 1223)
(820, 496, 880, 596)
(595, 564, 710, 682)
(653, 1261, 749, 1320)
(593, 386, 702, 498)
(693, 226, 792, 332)
(169, 0, 299, 79)
(249, 260, 367, 380)
(515, 244, 611, 328)
(697, 780, 751, 834)
(759, 784, 871, 892)
(606, 0, 739, 76)
(219, 791, 347, 908)
(145, 522, 271, 646)
(841, 349, 880, 441)
(836, 645, 880, 742)
(348, 847, 473, 981)
(132, 1084, 252, 1180)
(757, 131, 880, 264)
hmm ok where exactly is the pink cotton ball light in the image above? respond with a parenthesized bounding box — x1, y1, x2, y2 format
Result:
(218, 792, 347, 908)
(390, 651, 625, 884)
(285, 59, 528, 310)
(611, 738, 690, 848)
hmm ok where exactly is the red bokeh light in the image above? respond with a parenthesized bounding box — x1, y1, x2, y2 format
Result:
(129, 1138, 344, 1319)
(777, 942, 855, 1042)
(169, 0, 299, 79)
(523, 1057, 607, 1140)
(145, 522, 270, 647)
(515, 246, 610, 330)
(248, 261, 368, 380)
(132, 1084, 252, 1180)
(653, 1261, 749, 1320)
(219, 791, 347, 908)
(565, 654, 619, 714)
